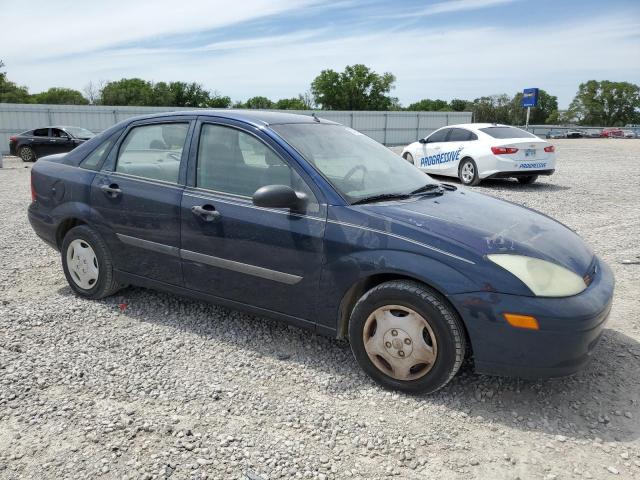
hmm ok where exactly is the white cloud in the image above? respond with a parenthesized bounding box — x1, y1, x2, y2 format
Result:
(3, 5, 639, 108)
(395, 0, 518, 18)
(1, 0, 319, 62)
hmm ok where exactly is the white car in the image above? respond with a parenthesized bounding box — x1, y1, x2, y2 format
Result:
(401, 123, 556, 186)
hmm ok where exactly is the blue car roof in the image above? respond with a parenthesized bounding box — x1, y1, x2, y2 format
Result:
(126, 110, 337, 128)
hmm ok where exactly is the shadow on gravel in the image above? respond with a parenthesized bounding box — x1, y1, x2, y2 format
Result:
(431, 175, 572, 191)
(57, 284, 640, 443)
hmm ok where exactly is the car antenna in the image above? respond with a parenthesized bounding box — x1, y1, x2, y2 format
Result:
(311, 112, 320, 123)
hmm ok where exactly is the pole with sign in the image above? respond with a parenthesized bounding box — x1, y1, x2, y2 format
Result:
(521, 88, 539, 130)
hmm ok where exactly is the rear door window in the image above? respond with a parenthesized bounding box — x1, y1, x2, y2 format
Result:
(115, 123, 189, 183)
(447, 128, 477, 142)
(480, 126, 537, 139)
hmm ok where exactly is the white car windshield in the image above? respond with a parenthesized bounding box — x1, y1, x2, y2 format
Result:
(271, 123, 437, 203)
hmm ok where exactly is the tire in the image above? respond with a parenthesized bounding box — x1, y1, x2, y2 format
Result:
(61, 225, 121, 299)
(18, 146, 36, 162)
(517, 175, 538, 185)
(348, 280, 466, 394)
(403, 152, 414, 165)
(458, 158, 480, 186)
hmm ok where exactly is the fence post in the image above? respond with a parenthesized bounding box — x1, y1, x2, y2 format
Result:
(47, 108, 53, 125)
(113, 110, 118, 124)
(416, 113, 420, 139)
(446, 113, 450, 125)
(350, 112, 354, 128)
(383, 112, 388, 145)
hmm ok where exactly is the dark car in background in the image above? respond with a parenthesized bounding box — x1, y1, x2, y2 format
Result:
(9, 126, 95, 162)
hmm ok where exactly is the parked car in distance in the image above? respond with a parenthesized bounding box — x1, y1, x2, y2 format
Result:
(565, 130, 583, 139)
(600, 128, 624, 138)
(581, 129, 602, 138)
(28, 111, 614, 394)
(545, 130, 566, 139)
(401, 123, 556, 186)
(9, 126, 95, 162)
(622, 129, 636, 139)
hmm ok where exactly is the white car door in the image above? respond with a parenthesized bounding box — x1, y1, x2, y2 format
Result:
(441, 128, 477, 176)
(417, 128, 450, 172)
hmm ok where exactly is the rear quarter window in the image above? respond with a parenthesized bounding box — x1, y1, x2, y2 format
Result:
(480, 127, 537, 139)
(80, 136, 117, 170)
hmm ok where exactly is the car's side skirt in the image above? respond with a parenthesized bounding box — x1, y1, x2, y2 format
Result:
(113, 270, 326, 335)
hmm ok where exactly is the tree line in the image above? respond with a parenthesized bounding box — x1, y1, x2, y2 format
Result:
(1, 60, 638, 126)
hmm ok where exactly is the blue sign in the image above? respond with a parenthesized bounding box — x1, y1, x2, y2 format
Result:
(521, 88, 539, 108)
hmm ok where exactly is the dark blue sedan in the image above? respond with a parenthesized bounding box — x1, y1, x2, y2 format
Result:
(27, 111, 614, 393)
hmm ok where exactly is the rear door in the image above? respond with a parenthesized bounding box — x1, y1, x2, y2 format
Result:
(180, 118, 326, 324)
(90, 117, 195, 286)
(31, 128, 53, 157)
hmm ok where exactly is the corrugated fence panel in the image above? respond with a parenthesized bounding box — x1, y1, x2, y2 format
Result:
(0, 103, 472, 153)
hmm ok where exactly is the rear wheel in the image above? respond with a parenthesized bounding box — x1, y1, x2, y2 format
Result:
(403, 152, 414, 165)
(61, 225, 121, 299)
(348, 280, 466, 394)
(18, 146, 36, 162)
(517, 175, 538, 185)
(458, 158, 480, 186)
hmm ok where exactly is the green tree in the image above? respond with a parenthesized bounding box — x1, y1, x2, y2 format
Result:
(568, 80, 640, 126)
(0, 60, 31, 103)
(32, 87, 89, 105)
(242, 96, 274, 109)
(274, 97, 308, 110)
(168, 82, 209, 107)
(311, 64, 397, 110)
(150, 82, 175, 106)
(406, 99, 451, 111)
(449, 99, 469, 112)
(100, 78, 155, 106)
(510, 89, 558, 125)
(468, 95, 512, 123)
(207, 91, 232, 108)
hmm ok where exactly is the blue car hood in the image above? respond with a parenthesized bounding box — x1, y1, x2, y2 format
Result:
(363, 188, 593, 275)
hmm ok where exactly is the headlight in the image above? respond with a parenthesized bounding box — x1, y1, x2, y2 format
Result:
(487, 254, 587, 297)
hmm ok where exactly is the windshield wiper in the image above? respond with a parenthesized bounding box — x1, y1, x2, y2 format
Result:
(352, 192, 411, 205)
(410, 184, 444, 195)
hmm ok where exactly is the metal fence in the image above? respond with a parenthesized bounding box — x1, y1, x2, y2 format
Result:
(0, 103, 473, 153)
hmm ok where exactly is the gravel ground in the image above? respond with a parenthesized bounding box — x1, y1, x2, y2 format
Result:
(1, 138, 639, 480)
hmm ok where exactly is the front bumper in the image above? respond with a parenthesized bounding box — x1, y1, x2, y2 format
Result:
(449, 257, 614, 379)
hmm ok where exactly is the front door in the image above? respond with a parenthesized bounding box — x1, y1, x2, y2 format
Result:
(50, 128, 76, 155)
(90, 118, 194, 286)
(180, 119, 326, 323)
(420, 127, 451, 173)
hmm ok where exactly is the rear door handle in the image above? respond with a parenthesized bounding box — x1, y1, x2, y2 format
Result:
(191, 204, 221, 222)
(100, 183, 122, 198)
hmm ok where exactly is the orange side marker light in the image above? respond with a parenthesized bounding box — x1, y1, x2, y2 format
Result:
(504, 313, 539, 330)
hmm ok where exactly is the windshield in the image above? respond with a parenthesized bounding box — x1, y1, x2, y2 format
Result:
(64, 127, 95, 139)
(271, 124, 437, 202)
(479, 126, 537, 139)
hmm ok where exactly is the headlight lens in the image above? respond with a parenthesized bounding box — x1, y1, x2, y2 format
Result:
(487, 254, 587, 297)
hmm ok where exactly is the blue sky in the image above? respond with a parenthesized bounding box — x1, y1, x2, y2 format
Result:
(3, 0, 639, 108)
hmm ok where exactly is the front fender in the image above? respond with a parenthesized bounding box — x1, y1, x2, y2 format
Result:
(316, 249, 481, 335)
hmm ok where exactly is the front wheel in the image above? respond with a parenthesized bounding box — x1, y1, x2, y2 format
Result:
(348, 280, 466, 394)
(517, 175, 538, 185)
(458, 158, 480, 186)
(61, 225, 121, 299)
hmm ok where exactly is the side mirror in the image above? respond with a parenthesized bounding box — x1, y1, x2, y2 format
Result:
(418, 138, 428, 144)
(252, 185, 307, 212)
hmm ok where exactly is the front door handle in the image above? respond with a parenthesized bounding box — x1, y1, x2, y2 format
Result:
(100, 183, 122, 198)
(191, 204, 221, 222)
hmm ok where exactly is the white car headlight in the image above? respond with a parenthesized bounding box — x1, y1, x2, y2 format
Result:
(487, 254, 587, 297)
